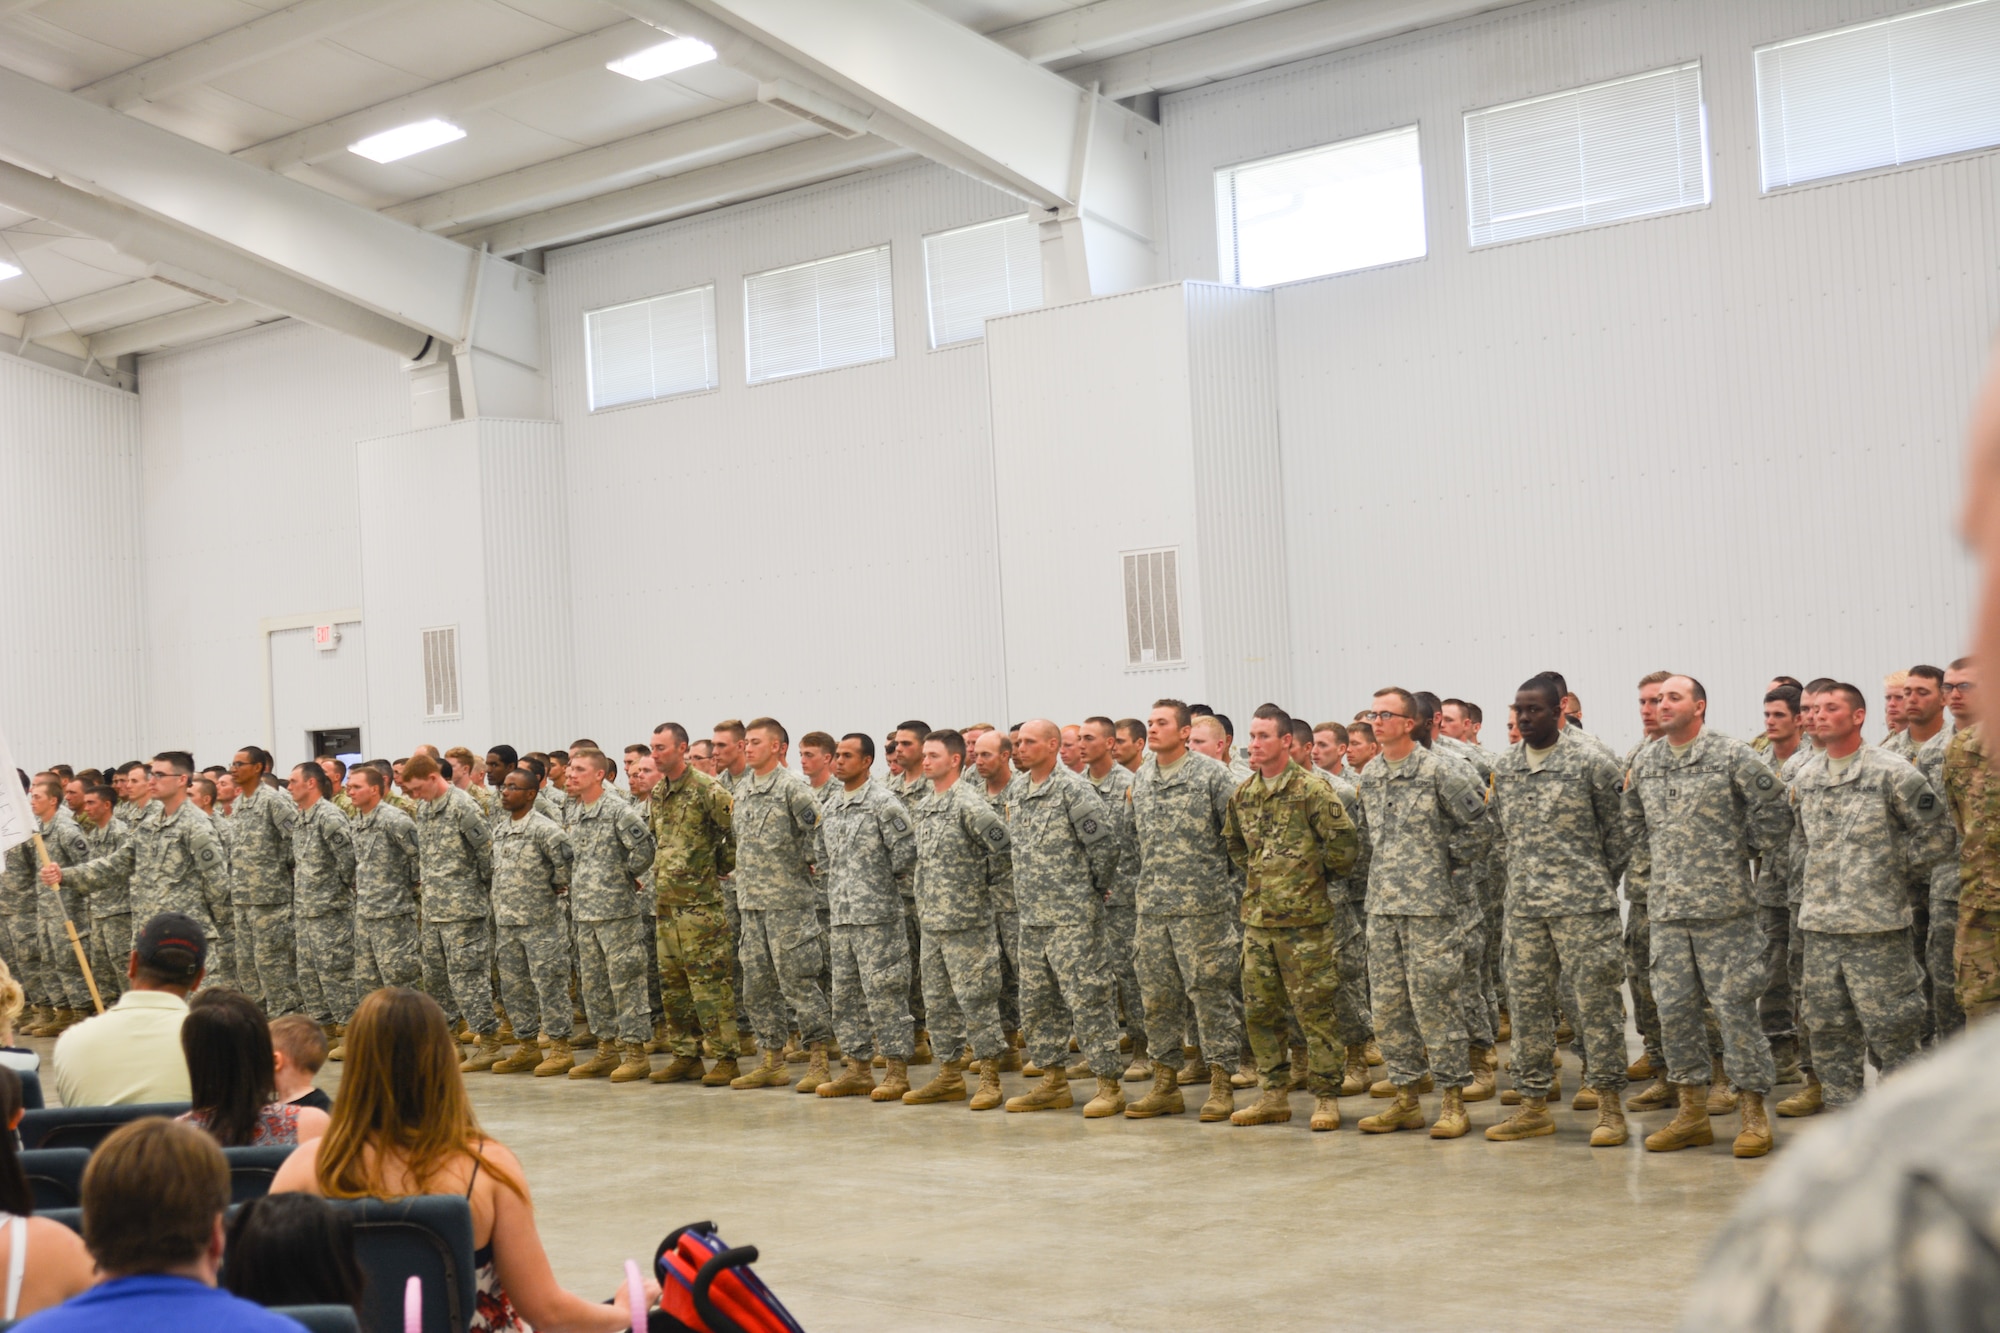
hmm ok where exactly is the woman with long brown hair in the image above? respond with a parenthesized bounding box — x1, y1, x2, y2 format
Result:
(270, 987, 657, 1333)
(178, 990, 329, 1147)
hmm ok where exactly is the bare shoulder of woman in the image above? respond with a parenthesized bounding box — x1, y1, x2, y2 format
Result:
(270, 1136, 326, 1192)
(26, 1214, 94, 1298)
(295, 1105, 331, 1142)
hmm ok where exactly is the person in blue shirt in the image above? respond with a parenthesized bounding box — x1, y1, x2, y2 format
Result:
(14, 1116, 304, 1333)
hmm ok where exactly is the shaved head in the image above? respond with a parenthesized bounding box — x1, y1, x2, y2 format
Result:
(1021, 718, 1060, 744)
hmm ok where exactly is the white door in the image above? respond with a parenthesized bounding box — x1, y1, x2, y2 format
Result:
(269, 622, 369, 772)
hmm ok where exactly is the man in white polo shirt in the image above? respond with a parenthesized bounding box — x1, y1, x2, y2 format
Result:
(51, 913, 205, 1106)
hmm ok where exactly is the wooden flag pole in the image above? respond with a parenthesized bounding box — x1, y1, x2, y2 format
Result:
(33, 832, 104, 1014)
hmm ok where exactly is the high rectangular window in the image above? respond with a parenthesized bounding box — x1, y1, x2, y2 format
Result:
(922, 214, 1043, 347)
(744, 244, 895, 384)
(1122, 548, 1184, 668)
(1464, 62, 1709, 247)
(1755, 0, 2000, 191)
(1214, 126, 1427, 287)
(584, 285, 718, 411)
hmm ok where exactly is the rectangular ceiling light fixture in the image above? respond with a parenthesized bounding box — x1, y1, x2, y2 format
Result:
(608, 36, 716, 81)
(348, 118, 467, 164)
(0, 260, 19, 281)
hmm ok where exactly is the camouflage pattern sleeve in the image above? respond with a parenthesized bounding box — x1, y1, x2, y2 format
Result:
(616, 802, 655, 881)
(272, 795, 299, 876)
(1889, 757, 1954, 878)
(458, 797, 493, 884)
(1223, 794, 1249, 873)
(61, 836, 137, 897)
(961, 788, 1012, 886)
(1590, 748, 1634, 880)
(1065, 780, 1118, 893)
(877, 797, 917, 880)
(545, 822, 574, 890)
(328, 810, 357, 888)
(709, 782, 736, 879)
(52, 820, 90, 867)
(1735, 744, 1793, 857)
(1311, 780, 1359, 881)
(1438, 757, 1489, 910)
(186, 813, 229, 907)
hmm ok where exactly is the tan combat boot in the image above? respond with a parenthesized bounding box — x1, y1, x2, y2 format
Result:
(568, 1042, 621, 1079)
(1705, 1058, 1738, 1115)
(1572, 1085, 1599, 1111)
(491, 1041, 541, 1075)
(817, 1056, 876, 1098)
(1733, 1090, 1772, 1158)
(1231, 1058, 1260, 1089)
(1359, 1088, 1427, 1134)
(1065, 1056, 1093, 1080)
(873, 1058, 913, 1101)
(496, 1018, 517, 1043)
(1627, 1053, 1657, 1081)
(968, 1059, 1004, 1111)
(1021, 1058, 1044, 1077)
(1365, 1040, 1384, 1066)
(1776, 1077, 1823, 1117)
(609, 1043, 653, 1083)
(50, 1008, 85, 1035)
(794, 1044, 831, 1093)
(1485, 1096, 1555, 1141)
(738, 1033, 758, 1058)
(25, 1006, 56, 1037)
(1286, 1046, 1310, 1092)
(1431, 1086, 1469, 1139)
(460, 1034, 504, 1072)
(997, 1044, 1023, 1073)
(645, 1020, 669, 1055)
(1340, 1046, 1372, 1096)
(730, 1051, 790, 1089)
(1495, 1009, 1512, 1043)
(534, 1039, 574, 1077)
(651, 1054, 704, 1084)
(1122, 1037, 1151, 1082)
(1310, 1094, 1340, 1132)
(1229, 1087, 1292, 1126)
(1125, 1065, 1184, 1119)
(700, 1056, 739, 1087)
(1175, 1058, 1211, 1087)
(572, 1024, 596, 1049)
(1083, 1076, 1126, 1118)
(1200, 1066, 1236, 1122)
(911, 1029, 934, 1066)
(1463, 1047, 1496, 1102)
(782, 1031, 806, 1065)
(1591, 1096, 1628, 1147)
(1644, 1085, 1714, 1152)
(901, 1059, 967, 1104)
(1005, 1068, 1073, 1112)
(1627, 1076, 1675, 1111)
(1371, 1072, 1433, 1097)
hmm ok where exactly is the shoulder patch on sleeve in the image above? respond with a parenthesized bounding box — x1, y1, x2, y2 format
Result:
(1755, 773, 1774, 791)
(983, 823, 1009, 849)
(1919, 790, 1938, 812)
(890, 813, 910, 835)
(1075, 812, 1107, 844)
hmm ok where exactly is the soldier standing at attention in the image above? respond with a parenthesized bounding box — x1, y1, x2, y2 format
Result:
(972, 729, 1026, 1065)
(726, 718, 833, 1093)
(1903, 664, 1961, 1043)
(1623, 675, 1792, 1156)
(1354, 690, 1487, 1139)
(287, 763, 356, 1043)
(646, 723, 740, 1086)
(1223, 705, 1359, 1131)
(561, 750, 657, 1084)
(1621, 672, 1675, 1109)
(1755, 684, 1809, 1084)
(1311, 720, 1378, 1097)
(886, 721, 935, 1065)
(75, 783, 132, 1006)
(1128, 700, 1245, 1123)
(488, 769, 577, 1077)
(1791, 684, 1952, 1124)
(1483, 679, 1634, 1147)
(709, 721, 752, 1050)
(400, 753, 502, 1072)
(1078, 716, 1149, 1081)
(344, 765, 422, 1002)
(19, 774, 93, 1033)
(1943, 660, 1997, 1025)
(1003, 719, 1127, 1118)
(812, 733, 919, 1102)
(228, 747, 298, 1016)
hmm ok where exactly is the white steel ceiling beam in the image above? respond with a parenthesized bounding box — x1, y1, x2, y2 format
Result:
(233, 19, 657, 175)
(454, 134, 907, 254)
(19, 279, 198, 342)
(988, 0, 1305, 65)
(1066, 0, 1519, 97)
(88, 301, 275, 360)
(73, 0, 417, 112)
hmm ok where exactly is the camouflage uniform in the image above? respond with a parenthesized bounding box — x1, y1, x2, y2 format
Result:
(1319, 767, 1374, 1048)
(1911, 727, 1962, 1041)
(1945, 724, 2000, 1021)
(1779, 741, 1818, 1075)
(65, 801, 229, 993)
(816, 778, 917, 1062)
(290, 797, 356, 1026)
(1793, 745, 1952, 1107)
(1436, 734, 1499, 1051)
(732, 767, 830, 1050)
(1623, 730, 1792, 1096)
(1084, 764, 1148, 1056)
(77, 815, 132, 1002)
(885, 771, 933, 1030)
(228, 783, 299, 1016)
(0, 839, 54, 1010)
(1621, 739, 1666, 1071)
(350, 801, 422, 992)
(912, 778, 1014, 1063)
(413, 787, 497, 1036)
(649, 766, 738, 1059)
(976, 776, 1024, 1033)
(1359, 746, 1487, 1090)
(567, 792, 656, 1046)
(1490, 731, 1633, 1096)
(30, 812, 96, 1013)
(1132, 751, 1246, 1072)
(1009, 767, 1123, 1078)
(1753, 743, 1805, 1075)
(491, 809, 574, 1040)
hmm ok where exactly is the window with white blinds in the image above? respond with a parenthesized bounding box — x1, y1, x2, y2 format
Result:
(1215, 126, 1426, 287)
(584, 285, 717, 411)
(1464, 62, 1709, 247)
(922, 214, 1043, 347)
(744, 244, 895, 384)
(1122, 548, 1184, 668)
(1754, 0, 2000, 192)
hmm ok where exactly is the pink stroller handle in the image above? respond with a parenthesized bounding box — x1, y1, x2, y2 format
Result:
(626, 1258, 647, 1333)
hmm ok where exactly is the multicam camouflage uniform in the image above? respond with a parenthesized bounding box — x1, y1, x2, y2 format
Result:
(1133, 750, 1245, 1073)
(1226, 760, 1360, 1095)
(1623, 729, 1793, 1096)
(816, 778, 917, 1062)
(413, 786, 497, 1036)
(1945, 723, 2000, 1022)
(1911, 726, 1962, 1041)
(29, 812, 95, 1013)
(649, 765, 738, 1059)
(65, 800, 229, 991)
(1358, 745, 1486, 1090)
(1008, 766, 1123, 1078)
(350, 800, 422, 992)
(567, 792, 656, 1047)
(731, 766, 830, 1051)
(912, 777, 1014, 1063)
(291, 796, 357, 1026)
(491, 808, 575, 1042)
(228, 782, 299, 1016)
(1084, 763, 1148, 1058)
(1792, 745, 1953, 1107)
(1490, 730, 1633, 1097)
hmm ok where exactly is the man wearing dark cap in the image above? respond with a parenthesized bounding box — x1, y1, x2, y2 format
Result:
(50, 912, 207, 1106)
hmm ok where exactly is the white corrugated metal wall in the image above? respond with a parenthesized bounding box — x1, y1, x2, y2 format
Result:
(477, 419, 574, 746)
(0, 354, 144, 768)
(1162, 0, 1995, 750)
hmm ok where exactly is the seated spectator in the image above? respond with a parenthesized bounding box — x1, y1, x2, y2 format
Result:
(0, 959, 38, 1072)
(271, 987, 658, 1333)
(12, 1116, 305, 1333)
(222, 1193, 363, 1313)
(0, 1066, 94, 1319)
(177, 991, 328, 1148)
(269, 1015, 332, 1113)
(51, 913, 204, 1107)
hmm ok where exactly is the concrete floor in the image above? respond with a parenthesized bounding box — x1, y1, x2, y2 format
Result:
(32, 1031, 1808, 1330)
